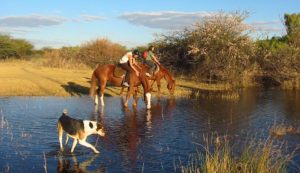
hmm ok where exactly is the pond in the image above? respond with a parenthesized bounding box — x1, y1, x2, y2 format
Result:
(1, 89, 300, 172)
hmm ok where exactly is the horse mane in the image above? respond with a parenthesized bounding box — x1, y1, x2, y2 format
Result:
(160, 65, 174, 82)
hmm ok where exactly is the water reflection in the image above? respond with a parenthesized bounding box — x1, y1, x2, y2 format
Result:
(1, 91, 300, 172)
(57, 154, 105, 173)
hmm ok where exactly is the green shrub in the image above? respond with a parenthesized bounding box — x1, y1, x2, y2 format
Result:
(0, 35, 33, 59)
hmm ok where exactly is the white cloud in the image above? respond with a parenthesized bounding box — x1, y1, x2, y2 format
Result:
(80, 14, 105, 21)
(0, 15, 66, 28)
(29, 39, 71, 49)
(119, 11, 286, 34)
(118, 11, 215, 30)
(249, 20, 285, 32)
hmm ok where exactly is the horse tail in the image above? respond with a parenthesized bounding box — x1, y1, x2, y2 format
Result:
(89, 71, 98, 98)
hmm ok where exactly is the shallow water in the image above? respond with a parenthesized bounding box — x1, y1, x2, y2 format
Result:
(1, 89, 300, 172)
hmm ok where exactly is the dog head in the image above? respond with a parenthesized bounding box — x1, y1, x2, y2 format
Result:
(96, 123, 105, 137)
(85, 121, 106, 137)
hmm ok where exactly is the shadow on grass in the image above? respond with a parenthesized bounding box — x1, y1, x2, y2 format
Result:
(61, 82, 90, 96)
(61, 82, 114, 97)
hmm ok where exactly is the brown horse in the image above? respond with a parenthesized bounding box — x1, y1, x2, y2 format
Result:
(120, 64, 176, 96)
(89, 64, 152, 109)
(149, 65, 175, 96)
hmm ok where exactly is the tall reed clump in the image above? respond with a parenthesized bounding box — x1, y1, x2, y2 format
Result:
(179, 136, 293, 173)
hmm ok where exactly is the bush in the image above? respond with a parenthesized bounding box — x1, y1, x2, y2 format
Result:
(255, 13, 300, 87)
(77, 38, 126, 67)
(42, 47, 87, 69)
(153, 12, 255, 83)
(0, 35, 33, 59)
(42, 38, 126, 69)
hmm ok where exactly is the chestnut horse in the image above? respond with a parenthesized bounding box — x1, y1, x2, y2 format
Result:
(89, 64, 152, 109)
(148, 65, 175, 96)
(120, 64, 176, 96)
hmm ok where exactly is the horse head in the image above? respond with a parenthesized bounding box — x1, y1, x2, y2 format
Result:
(167, 79, 176, 95)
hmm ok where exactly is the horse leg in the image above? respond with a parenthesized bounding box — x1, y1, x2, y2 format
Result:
(124, 86, 133, 108)
(157, 79, 161, 97)
(99, 80, 107, 106)
(94, 88, 99, 105)
(150, 79, 156, 90)
(132, 87, 138, 107)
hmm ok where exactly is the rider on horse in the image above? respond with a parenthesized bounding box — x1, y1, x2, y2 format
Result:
(118, 49, 141, 87)
(142, 45, 161, 77)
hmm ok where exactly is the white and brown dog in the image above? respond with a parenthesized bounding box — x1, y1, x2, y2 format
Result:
(57, 110, 105, 153)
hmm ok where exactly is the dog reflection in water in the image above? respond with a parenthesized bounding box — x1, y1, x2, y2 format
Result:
(57, 109, 105, 153)
(57, 154, 105, 173)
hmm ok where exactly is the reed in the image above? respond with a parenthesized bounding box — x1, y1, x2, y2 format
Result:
(179, 135, 294, 173)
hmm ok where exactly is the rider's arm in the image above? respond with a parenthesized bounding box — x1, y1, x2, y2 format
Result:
(128, 55, 139, 74)
(133, 58, 142, 70)
(150, 52, 161, 65)
(152, 56, 160, 65)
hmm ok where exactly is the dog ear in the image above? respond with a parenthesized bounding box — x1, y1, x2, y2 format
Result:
(96, 123, 102, 130)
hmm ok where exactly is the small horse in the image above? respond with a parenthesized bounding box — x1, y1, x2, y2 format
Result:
(89, 64, 152, 109)
(120, 64, 176, 96)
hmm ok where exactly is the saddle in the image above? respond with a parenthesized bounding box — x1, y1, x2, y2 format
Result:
(114, 65, 126, 78)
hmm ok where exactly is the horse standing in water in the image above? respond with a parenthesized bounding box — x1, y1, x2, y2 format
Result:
(89, 64, 152, 109)
(148, 65, 175, 96)
(120, 64, 176, 96)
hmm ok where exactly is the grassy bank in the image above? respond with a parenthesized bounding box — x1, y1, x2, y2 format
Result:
(178, 135, 293, 173)
(0, 60, 233, 97)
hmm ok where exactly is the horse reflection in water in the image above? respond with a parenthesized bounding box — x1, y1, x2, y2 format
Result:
(146, 97, 176, 130)
(57, 154, 105, 173)
(113, 97, 176, 172)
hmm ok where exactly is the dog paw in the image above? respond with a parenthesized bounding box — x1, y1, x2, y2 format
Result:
(94, 150, 100, 154)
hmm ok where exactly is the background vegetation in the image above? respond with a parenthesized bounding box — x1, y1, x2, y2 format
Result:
(153, 12, 300, 88)
(1, 12, 299, 89)
(0, 35, 33, 59)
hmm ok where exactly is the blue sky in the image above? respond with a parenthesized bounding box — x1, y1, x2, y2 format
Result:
(0, 0, 299, 49)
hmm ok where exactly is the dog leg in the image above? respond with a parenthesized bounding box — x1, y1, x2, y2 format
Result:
(65, 135, 69, 145)
(79, 140, 100, 153)
(71, 139, 78, 153)
(58, 122, 64, 151)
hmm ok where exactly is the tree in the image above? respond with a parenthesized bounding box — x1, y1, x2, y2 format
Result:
(284, 13, 300, 47)
(0, 34, 34, 59)
(153, 12, 255, 82)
